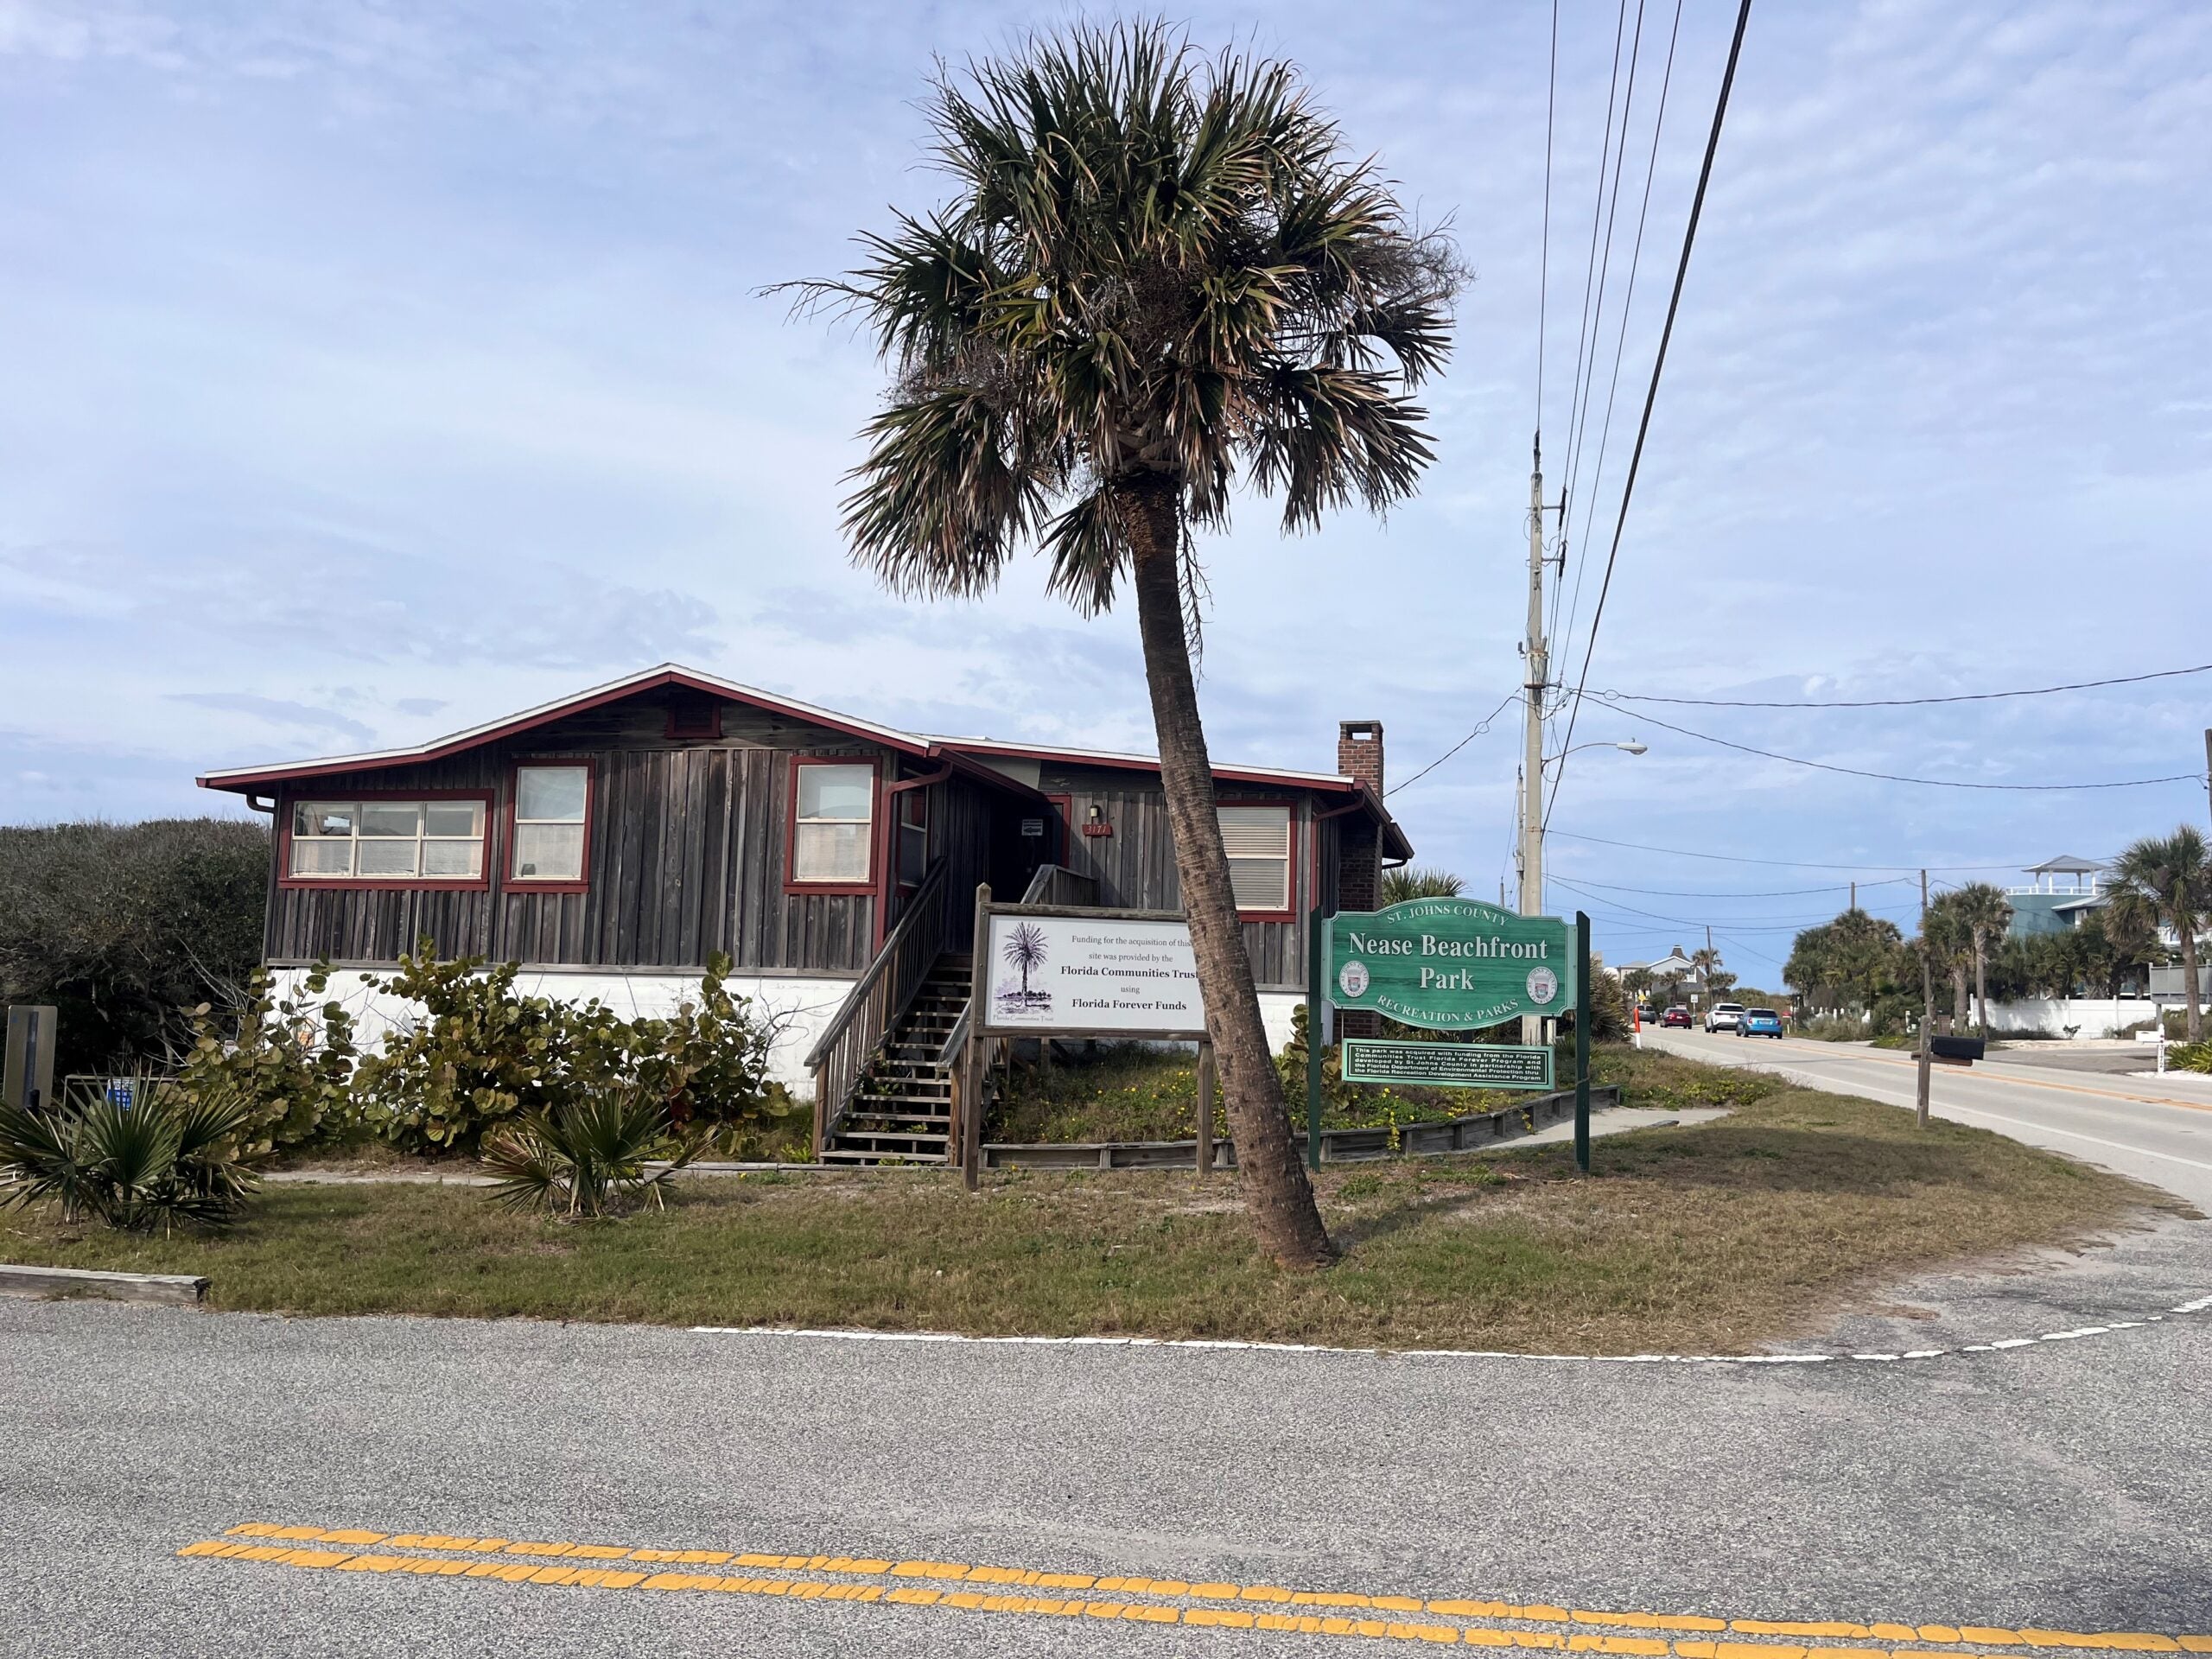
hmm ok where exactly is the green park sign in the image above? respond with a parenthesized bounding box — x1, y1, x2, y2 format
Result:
(1325, 897, 1576, 1030)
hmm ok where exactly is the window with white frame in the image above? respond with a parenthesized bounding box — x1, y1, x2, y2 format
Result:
(792, 762, 874, 884)
(289, 798, 486, 880)
(512, 765, 590, 883)
(1217, 804, 1292, 912)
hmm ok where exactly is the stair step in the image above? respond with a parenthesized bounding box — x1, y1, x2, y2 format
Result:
(819, 1148, 950, 1165)
(843, 1116, 952, 1132)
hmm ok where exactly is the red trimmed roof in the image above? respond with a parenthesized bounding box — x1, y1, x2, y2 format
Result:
(196, 663, 1410, 855)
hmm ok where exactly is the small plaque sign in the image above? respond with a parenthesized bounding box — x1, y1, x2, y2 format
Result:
(1339, 1039, 1554, 1090)
(1020, 818, 1046, 837)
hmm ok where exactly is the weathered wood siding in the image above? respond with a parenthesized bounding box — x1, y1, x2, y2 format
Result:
(1036, 766, 1318, 992)
(266, 698, 891, 975)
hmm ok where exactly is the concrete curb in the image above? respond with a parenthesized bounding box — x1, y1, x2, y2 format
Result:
(0, 1263, 208, 1306)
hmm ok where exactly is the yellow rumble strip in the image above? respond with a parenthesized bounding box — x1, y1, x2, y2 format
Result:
(175, 1522, 2212, 1654)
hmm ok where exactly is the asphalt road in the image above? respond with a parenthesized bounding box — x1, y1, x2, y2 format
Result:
(9, 1035, 2212, 1656)
(1641, 1027, 2212, 1210)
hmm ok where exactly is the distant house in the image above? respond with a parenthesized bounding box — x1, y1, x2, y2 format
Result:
(2005, 855, 2109, 938)
(196, 665, 1411, 1160)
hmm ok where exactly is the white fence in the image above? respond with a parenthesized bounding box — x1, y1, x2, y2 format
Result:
(1979, 996, 2162, 1039)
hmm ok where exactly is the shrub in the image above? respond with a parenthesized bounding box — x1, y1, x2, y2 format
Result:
(353, 943, 794, 1154)
(174, 965, 359, 1155)
(0, 818, 269, 1076)
(480, 1090, 699, 1217)
(2168, 1040, 2212, 1075)
(0, 1072, 264, 1233)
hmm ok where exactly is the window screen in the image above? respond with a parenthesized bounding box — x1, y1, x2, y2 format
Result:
(289, 799, 485, 880)
(1217, 804, 1291, 912)
(512, 766, 589, 882)
(793, 763, 874, 883)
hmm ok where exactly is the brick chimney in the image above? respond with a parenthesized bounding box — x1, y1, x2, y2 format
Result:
(1337, 720, 1383, 796)
(1334, 720, 1385, 1040)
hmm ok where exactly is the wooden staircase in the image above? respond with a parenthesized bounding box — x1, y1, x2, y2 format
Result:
(819, 954, 971, 1164)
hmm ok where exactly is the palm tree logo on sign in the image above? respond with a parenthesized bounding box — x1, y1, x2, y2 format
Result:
(996, 922, 1051, 1014)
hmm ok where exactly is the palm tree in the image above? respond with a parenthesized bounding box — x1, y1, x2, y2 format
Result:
(1921, 892, 1974, 1028)
(1688, 945, 1721, 1007)
(785, 23, 1459, 1269)
(1949, 882, 2014, 1039)
(1001, 922, 1048, 1003)
(1381, 867, 1465, 906)
(2111, 828, 2210, 1040)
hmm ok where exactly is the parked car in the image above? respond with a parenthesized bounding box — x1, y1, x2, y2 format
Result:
(1738, 1008, 1783, 1039)
(1705, 1002, 1745, 1033)
(1661, 1006, 1693, 1028)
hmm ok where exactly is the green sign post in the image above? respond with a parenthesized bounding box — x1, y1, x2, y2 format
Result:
(1325, 898, 1574, 1029)
(1305, 899, 1596, 1174)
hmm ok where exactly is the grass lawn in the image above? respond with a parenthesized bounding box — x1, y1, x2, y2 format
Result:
(3, 1050, 2179, 1353)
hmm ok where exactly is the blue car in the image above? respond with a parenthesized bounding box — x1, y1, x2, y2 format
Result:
(1738, 1007, 1784, 1039)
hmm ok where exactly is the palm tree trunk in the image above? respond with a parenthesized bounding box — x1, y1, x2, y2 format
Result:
(1974, 939, 1990, 1041)
(1951, 963, 1968, 1027)
(1123, 481, 1334, 1270)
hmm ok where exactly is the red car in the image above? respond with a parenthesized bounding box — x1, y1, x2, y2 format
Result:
(1661, 1006, 1693, 1028)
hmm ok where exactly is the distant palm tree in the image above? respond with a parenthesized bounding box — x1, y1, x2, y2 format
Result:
(1001, 922, 1048, 1002)
(1921, 891, 1975, 1028)
(2111, 827, 2210, 1041)
(1949, 882, 2014, 1039)
(1381, 867, 1464, 906)
(1688, 945, 1721, 1002)
(784, 22, 1460, 1270)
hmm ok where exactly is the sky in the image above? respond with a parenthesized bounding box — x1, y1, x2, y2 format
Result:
(3, 0, 2209, 983)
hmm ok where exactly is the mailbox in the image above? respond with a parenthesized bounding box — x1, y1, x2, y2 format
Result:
(1929, 1033, 1985, 1065)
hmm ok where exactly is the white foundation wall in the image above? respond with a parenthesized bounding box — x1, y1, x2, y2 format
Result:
(1979, 996, 2161, 1039)
(1258, 992, 1301, 1056)
(266, 967, 859, 1096)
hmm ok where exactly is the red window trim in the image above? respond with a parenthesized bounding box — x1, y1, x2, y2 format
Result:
(784, 754, 882, 896)
(505, 758, 597, 894)
(1216, 796, 1300, 923)
(1046, 792, 1073, 865)
(894, 785, 930, 891)
(276, 786, 497, 893)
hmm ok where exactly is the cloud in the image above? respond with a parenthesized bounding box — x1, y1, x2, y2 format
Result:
(165, 691, 376, 742)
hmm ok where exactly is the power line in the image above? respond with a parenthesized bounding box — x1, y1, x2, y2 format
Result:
(1595, 660, 2212, 709)
(1560, 874, 1914, 899)
(1546, 0, 1757, 827)
(1550, 876, 1906, 931)
(1535, 0, 1559, 434)
(1386, 691, 1520, 797)
(1555, 0, 1685, 678)
(1548, 829, 2037, 873)
(1559, 0, 1652, 553)
(1616, 704, 2206, 791)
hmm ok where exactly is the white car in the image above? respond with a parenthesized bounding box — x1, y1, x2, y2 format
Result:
(1705, 1002, 1745, 1033)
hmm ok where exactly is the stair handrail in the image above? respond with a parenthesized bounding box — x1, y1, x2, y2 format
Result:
(806, 857, 950, 1149)
(1016, 863, 1101, 909)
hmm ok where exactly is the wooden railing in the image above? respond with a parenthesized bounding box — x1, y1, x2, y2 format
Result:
(805, 857, 950, 1152)
(1019, 863, 1100, 907)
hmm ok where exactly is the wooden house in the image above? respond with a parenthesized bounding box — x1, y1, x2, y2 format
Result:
(198, 664, 1412, 1162)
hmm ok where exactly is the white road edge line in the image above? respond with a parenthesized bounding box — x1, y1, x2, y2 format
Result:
(689, 1299, 2210, 1366)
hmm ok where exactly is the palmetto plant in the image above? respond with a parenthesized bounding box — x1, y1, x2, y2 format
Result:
(0, 1073, 261, 1234)
(784, 22, 1460, 1268)
(1380, 867, 1465, 906)
(2111, 827, 2210, 1041)
(480, 1090, 700, 1219)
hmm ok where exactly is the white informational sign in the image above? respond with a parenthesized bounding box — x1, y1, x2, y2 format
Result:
(981, 913, 1205, 1036)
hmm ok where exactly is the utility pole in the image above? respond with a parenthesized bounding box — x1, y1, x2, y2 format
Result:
(2203, 728, 2210, 830)
(1916, 868, 1933, 1129)
(1517, 439, 1548, 1045)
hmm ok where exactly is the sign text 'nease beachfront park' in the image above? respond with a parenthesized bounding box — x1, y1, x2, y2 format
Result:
(1325, 897, 1576, 1030)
